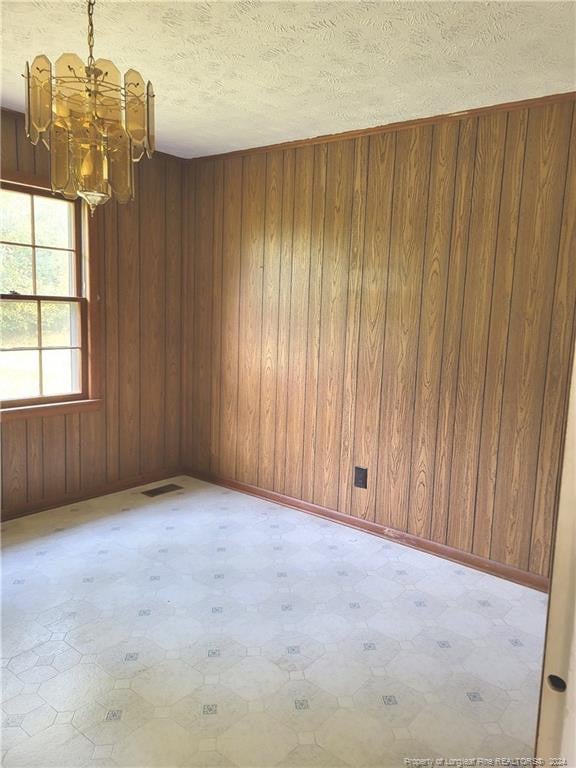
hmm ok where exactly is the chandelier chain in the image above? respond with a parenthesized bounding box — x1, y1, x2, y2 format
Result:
(87, 0, 96, 68)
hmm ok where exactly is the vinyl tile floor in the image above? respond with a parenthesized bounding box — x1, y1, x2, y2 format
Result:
(1, 476, 547, 767)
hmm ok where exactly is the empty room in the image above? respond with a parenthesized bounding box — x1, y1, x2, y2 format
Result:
(1, 1, 575, 766)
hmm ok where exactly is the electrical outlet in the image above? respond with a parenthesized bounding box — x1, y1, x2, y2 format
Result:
(354, 467, 368, 489)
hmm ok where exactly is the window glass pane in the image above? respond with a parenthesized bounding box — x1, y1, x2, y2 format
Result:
(0, 244, 34, 294)
(42, 348, 81, 396)
(40, 301, 80, 347)
(36, 249, 76, 296)
(33, 196, 75, 249)
(0, 350, 40, 400)
(1, 189, 32, 244)
(0, 300, 38, 348)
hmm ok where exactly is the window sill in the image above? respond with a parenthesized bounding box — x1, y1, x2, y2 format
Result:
(1, 398, 102, 421)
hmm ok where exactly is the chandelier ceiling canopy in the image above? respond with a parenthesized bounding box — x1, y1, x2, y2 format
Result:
(24, 0, 155, 213)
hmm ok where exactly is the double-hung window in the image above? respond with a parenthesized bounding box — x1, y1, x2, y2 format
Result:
(1, 184, 87, 406)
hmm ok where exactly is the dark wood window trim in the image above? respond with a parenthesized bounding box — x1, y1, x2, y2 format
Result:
(1, 175, 103, 418)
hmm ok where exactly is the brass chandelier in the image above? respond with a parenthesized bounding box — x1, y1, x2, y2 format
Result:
(24, 0, 155, 212)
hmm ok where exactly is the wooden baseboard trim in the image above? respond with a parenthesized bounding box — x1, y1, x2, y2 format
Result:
(1, 468, 186, 522)
(186, 470, 549, 593)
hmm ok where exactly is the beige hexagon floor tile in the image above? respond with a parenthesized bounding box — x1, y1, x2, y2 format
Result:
(409, 703, 486, 755)
(37, 600, 101, 633)
(113, 719, 195, 767)
(436, 607, 494, 640)
(437, 672, 510, 723)
(355, 574, 406, 602)
(276, 743, 349, 767)
(316, 708, 394, 767)
(184, 750, 237, 767)
(353, 675, 426, 727)
(225, 615, 283, 647)
(20, 703, 57, 736)
(385, 651, 450, 693)
(3, 723, 94, 767)
(1, 716, 30, 750)
(338, 630, 401, 669)
(462, 647, 532, 690)
(366, 610, 423, 641)
(131, 660, 202, 706)
(478, 732, 533, 759)
(228, 578, 275, 605)
(181, 637, 247, 675)
(145, 615, 204, 651)
(306, 653, 370, 697)
(262, 632, 325, 673)
(73, 688, 155, 744)
(218, 712, 298, 767)
(1, 671, 24, 705)
(96, 637, 166, 679)
(500, 696, 540, 743)
(296, 613, 353, 645)
(65, 619, 133, 656)
(2, 694, 45, 716)
(7, 650, 40, 676)
(220, 657, 288, 701)
(171, 683, 248, 737)
(264, 679, 338, 731)
(17, 665, 58, 685)
(2, 622, 52, 663)
(38, 664, 114, 711)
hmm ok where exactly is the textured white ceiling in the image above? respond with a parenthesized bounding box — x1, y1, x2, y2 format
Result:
(1, 1, 575, 158)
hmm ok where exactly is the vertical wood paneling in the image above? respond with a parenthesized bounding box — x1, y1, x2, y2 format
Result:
(375, 125, 432, 531)
(236, 154, 266, 485)
(79, 410, 106, 491)
(313, 140, 355, 509)
(351, 132, 395, 522)
(1, 421, 27, 511)
(218, 157, 243, 479)
(165, 157, 183, 469)
(185, 97, 576, 579)
(301, 144, 328, 503)
(190, 160, 214, 474)
(473, 110, 529, 559)
(26, 419, 43, 505)
(65, 413, 81, 496)
(140, 157, 167, 473)
(42, 416, 66, 500)
(447, 112, 508, 553)
(258, 151, 283, 490)
(338, 137, 369, 516)
(104, 200, 120, 483)
(181, 163, 195, 464)
(117, 166, 141, 479)
(285, 146, 315, 499)
(407, 122, 458, 539)
(530, 106, 576, 576)
(492, 102, 574, 569)
(431, 116, 477, 544)
(15, 114, 35, 174)
(209, 159, 224, 475)
(1, 113, 17, 174)
(274, 150, 295, 494)
(1, 110, 185, 519)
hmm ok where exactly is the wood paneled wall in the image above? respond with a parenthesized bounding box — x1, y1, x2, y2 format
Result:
(184, 97, 576, 578)
(1, 110, 185, 519)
